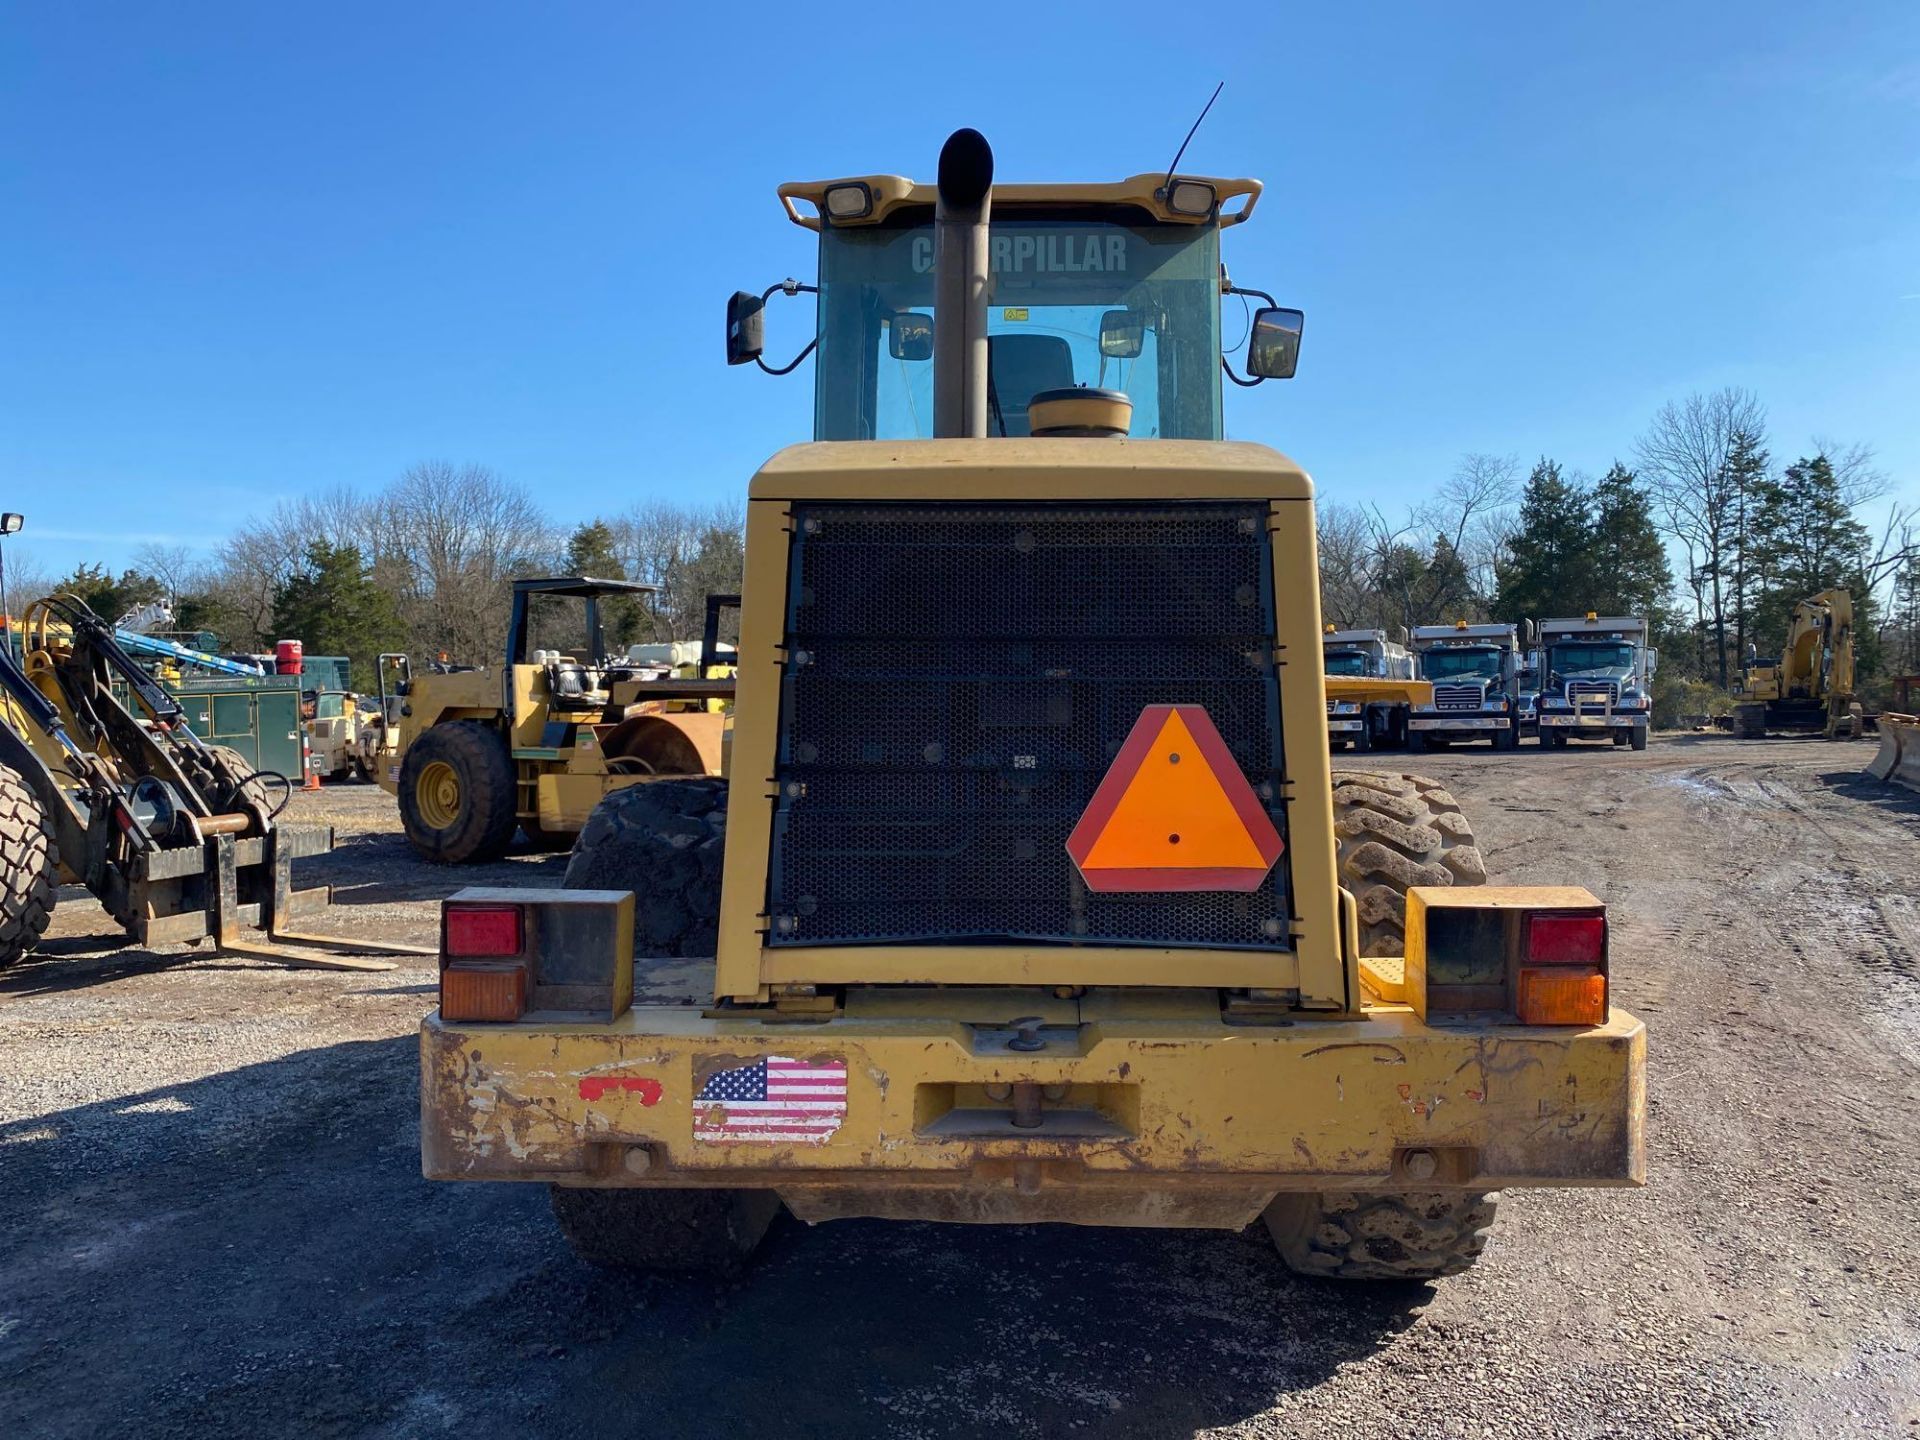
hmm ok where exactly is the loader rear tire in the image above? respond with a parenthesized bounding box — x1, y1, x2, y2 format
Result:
(549, 1185, 781, 1274)
(1264, 1190, 1498, 1281)
(1331, 771, 1486, 958)
(0, 766, 58, 969)
(564, 778, 728, 959)
(397, 721, 517, 864)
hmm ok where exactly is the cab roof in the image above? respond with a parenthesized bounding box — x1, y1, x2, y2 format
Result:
(777, 173, 1262, 231)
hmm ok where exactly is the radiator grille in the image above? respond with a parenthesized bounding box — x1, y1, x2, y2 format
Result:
(1433, 682, 1485, 711)
(767, 501, 1291, 950)
(1567, 680, 1620, 704)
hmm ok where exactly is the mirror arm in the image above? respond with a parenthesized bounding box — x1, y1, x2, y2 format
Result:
(1222, 281, 1277, 385)
(1221, 355, 1264, 388)
(756, 338, 818, 377)
(751, 279, 820, 376)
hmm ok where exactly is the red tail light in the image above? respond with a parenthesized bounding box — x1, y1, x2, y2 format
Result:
(1527, 913, 1605, 965)
(445, 904, 523, 958)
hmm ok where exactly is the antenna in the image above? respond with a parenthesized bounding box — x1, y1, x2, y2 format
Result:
(1162, 81, 1224, 192)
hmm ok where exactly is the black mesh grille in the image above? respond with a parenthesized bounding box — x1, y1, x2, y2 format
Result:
(766, 501, 1291, 949)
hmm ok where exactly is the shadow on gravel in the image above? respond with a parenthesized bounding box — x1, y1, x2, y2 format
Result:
(0, 939, 228, 998)
(1816, 769, 1920, 825)
(0, 1036, 1428, 1440)
(295, 830, 572, 906)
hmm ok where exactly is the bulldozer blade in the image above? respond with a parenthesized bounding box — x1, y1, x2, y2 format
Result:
(1865, 715, 1920, 793)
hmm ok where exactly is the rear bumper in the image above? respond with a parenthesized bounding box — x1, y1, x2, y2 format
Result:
(1409, 715, 1509, 731)
(421, 1004, 1646, 1218)
(1539, 713, 1646, 729)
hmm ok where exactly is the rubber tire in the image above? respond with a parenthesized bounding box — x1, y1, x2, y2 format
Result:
(1264, 1191, 1498, 1280)
(397, 721, 518, 864)
(1330, 771, 1487, 958)
(1407, 730, 1429, 753)
(564, 778, 728, 958)
(549, 1185, 781, 1275)
(1630, 727, 1648, 751)
(1612, 730, 1629, 747)
(1355, 713, 1374, 754)
(0, 766, 58, 969)
(1547, 730, 1568, 748)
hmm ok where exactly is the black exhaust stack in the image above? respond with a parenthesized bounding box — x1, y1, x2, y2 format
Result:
(932, 129, 993, 439)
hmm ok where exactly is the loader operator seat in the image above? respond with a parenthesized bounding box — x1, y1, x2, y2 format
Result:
(988, 334, 1076, 438)
(537, 652, 605, 713)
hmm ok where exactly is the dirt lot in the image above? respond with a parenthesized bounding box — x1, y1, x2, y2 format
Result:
(3, 736, 1917, 1439)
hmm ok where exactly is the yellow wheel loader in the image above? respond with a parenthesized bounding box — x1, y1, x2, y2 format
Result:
(378, 578, 732, 863)
(1733, 588, 1861, 739)
(0, 595, 426, 971)
(417, 131, 1645, 1281)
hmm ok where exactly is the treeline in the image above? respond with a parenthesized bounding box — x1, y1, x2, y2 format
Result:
(15, 386, 1916, 713)
(1318, 387, 1918, 713)
(20, 461, 746, 682)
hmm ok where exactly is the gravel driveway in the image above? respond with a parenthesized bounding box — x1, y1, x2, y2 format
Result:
(2, 737, 1916, 1438)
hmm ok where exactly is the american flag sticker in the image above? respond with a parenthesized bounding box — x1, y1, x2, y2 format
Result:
(693, 1055, 848, 1145)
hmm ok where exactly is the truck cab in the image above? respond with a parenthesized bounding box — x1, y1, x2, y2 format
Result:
(1323, 627, 1422, 752)
(1408, 622, 1521, 751)
(1535, 614, 1654, 750)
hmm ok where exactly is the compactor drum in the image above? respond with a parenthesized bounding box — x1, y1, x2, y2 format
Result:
(416, 130, 1646, 1283)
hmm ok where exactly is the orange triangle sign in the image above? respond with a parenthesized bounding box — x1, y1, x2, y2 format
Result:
(1066, 705, 1284, 893)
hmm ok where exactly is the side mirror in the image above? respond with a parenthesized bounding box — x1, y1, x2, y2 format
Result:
(888, 312, 933, 361)
(1247, 306, 1304, 380)
(1099, 309, 1145, 359)
(1647, 648, 1659, 677)
(726, 291, 765, 366)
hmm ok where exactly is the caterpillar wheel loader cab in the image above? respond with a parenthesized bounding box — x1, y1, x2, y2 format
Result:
(420, 130, 1645, 1282)
(1732, 588, 1860, 739)
(380, 577, 732, 863)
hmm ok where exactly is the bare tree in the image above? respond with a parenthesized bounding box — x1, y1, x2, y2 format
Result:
(1315, 502, 1376, 629)
(1635, 387, 1767, 686)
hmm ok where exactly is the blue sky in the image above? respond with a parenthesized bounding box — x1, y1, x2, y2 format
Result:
(3, 2, 1916, 579)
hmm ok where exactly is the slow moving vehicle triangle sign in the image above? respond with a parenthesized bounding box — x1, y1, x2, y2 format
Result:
(1066, 705, 1284, 893)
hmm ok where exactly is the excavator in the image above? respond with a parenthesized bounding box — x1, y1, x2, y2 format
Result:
(0, 593, 429, 971)
(1732, 588, 1860, 739)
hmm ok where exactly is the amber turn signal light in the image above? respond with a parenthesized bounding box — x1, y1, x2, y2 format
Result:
(1516, 965, 1608, 1026)
(440, 963, 527, 1023)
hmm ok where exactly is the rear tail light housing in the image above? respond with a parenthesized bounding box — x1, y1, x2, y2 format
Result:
(437, 889, 637, 1024)
(440, 901, 529, 1022)
(1406, 886, 1608, 1027)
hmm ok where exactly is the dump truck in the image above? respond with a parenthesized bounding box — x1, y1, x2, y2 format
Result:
(417, 130, 1644, 1282)
(1322, 627, 1424, 752)
(378, 578, 732, 861)
(1733, 588, 1860, 739)
(1534, 614, 1655, 751)
(1407, 621, 1522, 751)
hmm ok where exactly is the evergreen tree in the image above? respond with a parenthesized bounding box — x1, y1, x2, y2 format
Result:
(1720, 428, 1770, 661)
(1745, 454, 1872, 658)
(50, 563, 168, 623)
(1588, 462, 1671, 619)
(269, 541, 406, 683)
(1492, 459, 1594, 623)
(563, 520, 645, 646)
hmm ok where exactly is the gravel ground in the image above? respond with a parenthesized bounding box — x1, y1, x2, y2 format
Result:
(2, 736, 1917, 1439)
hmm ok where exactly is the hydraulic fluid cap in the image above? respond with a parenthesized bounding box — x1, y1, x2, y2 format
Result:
(1029, 387, 1132, 438)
